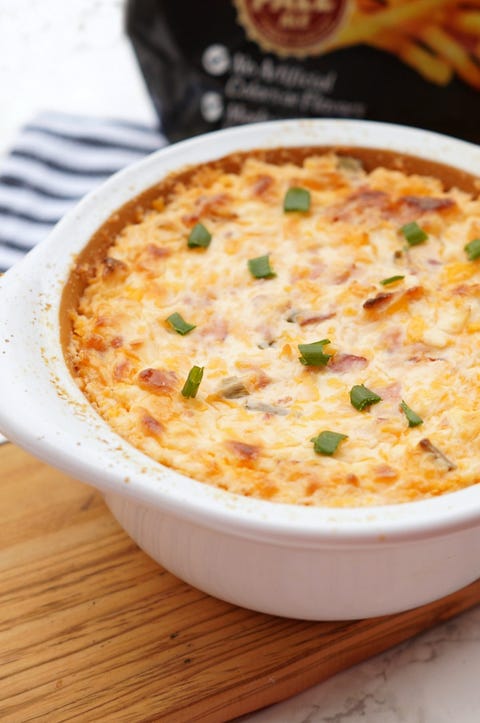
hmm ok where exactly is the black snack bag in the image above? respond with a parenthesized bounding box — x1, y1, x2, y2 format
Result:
(126, 0, 480, 144)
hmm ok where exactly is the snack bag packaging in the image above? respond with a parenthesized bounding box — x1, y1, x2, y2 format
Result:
(126, 0, 479, 143)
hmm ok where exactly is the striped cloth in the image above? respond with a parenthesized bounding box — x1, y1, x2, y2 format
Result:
(0, 111, 166, 272)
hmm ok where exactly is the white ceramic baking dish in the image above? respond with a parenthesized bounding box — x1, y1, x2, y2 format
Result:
(1, 119, 480, 620)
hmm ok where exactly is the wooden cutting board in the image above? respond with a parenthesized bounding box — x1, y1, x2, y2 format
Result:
(1, 444, 480, 722)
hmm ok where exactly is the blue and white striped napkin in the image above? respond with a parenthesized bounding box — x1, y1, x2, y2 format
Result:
(0, 111, 166, 272)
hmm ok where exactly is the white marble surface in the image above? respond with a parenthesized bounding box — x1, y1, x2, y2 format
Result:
(1, 2, 480, 721)
(241, 606, 480, 722)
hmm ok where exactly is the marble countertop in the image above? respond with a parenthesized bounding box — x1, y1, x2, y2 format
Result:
(241, 606, 480, 722)
(1, 1, 479, 720)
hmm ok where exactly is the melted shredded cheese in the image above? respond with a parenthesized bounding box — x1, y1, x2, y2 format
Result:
(69, 151, 480, 507)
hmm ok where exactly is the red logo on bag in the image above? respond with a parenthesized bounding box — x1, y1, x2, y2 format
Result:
(234, 0, 348, 57)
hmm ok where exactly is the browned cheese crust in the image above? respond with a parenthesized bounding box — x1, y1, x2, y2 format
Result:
(66, 148, 480, 507)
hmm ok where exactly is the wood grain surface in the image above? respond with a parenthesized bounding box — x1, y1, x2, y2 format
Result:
(1, 443, 480, 722)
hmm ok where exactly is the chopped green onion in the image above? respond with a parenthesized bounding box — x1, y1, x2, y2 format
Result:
(465, 238, 480, 261)
(284, 187, 311, 212)
(298, 339, 332, 367)
(380, 275, 405, 286)
(248, 254, 276, 279)
(400, 400, 423, 427)
(399, 221, 428, 246)
(166, 312, 196, 335)
(188, 222, 212, 248)
(350, 384, 382, 411)
(181, 365, 204, 398)
(311, 430, 348, 456)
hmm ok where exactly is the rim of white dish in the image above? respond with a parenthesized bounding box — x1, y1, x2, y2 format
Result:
(1, 118, 480, 547)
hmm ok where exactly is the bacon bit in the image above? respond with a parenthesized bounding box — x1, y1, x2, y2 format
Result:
(346, 474, 359, 487)
(137, 368, 178, 395)
(252, 174, 273, 196)
(419, 438, 457, 471)
(226, 440, 260, 463)
(110, 336, 123, 349)
(113, 359, 130, 381)
(402, 286, 425, 300)
(393, 196, 457, 226)
(146, 243, 171, 258)
(102, 257, 128, 279)
(374, 464, 398, 480)
(405, 286, 424, 301)
(183, 193, 235, 224)
(328, 353, 368, 373)
(408, 355, 443, 363)
(85, 334, 108, 352)
(330, 188, 390, 222)
(452, 283, 480, 296)
(377, 381, 401, 403)
(297, 311, 336, 326)
(399, 195, 456, 213)
(140, 412, 164, 436)
(199, 318, 228, 342)
(363, 292, 394, 310)
(381, 327, 403, 352)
